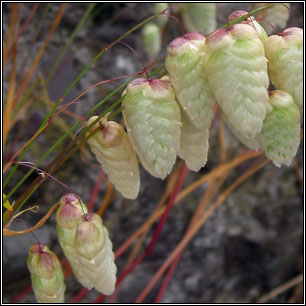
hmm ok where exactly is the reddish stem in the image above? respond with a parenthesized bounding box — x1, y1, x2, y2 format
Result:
(163, 12, 185, 36)
(87, 170, 105, 212)
(154, 253, 181, 303)
(72, 288, 89, 303)
(145, 165, 189, 256)
(93, 164, 189, 303)
(10, 285, 33, 303)
(117, 40, 150, 80)
(18, 3, 40, 37)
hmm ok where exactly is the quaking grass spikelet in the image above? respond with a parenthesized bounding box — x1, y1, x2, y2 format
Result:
(56, 193, 92, 289)
(205, 23, 271, 140)
(75, 213, 117, 295)
(228, 10, 268, 41)
(165, 32, 216, 130)
(122, 77, 181, 179)
(86, 117, 140, 199)
(27, 244, 66, 303)
(257, 90, 300, 167)
(142, 23, 161, 60)
(264, 27, 303, 116)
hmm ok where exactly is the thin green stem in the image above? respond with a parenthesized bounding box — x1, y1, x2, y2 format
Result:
(45, 3, 96, 84)
(220, 4, 274, 29)
(3, 11, 159, 190)
(3, 3, 272, 219)
(3, 65, 164, 223)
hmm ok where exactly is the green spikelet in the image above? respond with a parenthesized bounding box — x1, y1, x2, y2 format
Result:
(178, 109, 209, 171)
(254, 3, 290, 35)
(27, 244, 66, 303)
(86, 117, 140, 199)
(75, 213, 117, 295)
(264, 27, 303, 116)
(165, 32, 216, 130)
(122, 77, 181, 179)
(142, 23, 161, 60)
(205, 24, 271, 140)
(257, 90, 300, 167)
(153, 3, 169, 28)
(56, 193, 92, 289)
(181, 3, 217, 35)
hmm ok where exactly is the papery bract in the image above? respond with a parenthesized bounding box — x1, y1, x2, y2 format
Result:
(86, 117, 140, 199)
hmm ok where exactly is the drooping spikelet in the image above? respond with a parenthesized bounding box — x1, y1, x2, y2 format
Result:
(256, 90, 300, 167)
(264, 27, 303, 116)
(27, 244, 66, 303)
(254, 3, 290, 35)
(86, 117, 140, 199)
(205, 23, 271, 140)
(142, 23, 161, 60)
(165, 32, 216, 130)
(74, 213, 117, 295)
(56, 193, 92, 289)
(122, 77, 181, 179)
(178, 109, 209, 171)
(181, 3, 217, 35)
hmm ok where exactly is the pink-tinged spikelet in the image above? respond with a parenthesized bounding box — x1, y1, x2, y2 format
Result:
(86, 117, 140, 199)
(205, 24, 271, 140)
(165, 32, 216, 130)
(122, 77, 181, 179)
(178, 109, 209, 171)
(264, 27, 303, 116)
(256, 90, 300, 167)
(74, 213, 117, 295)
(27, 244, 66, 303)
(56, 193, 92, 289)
(228, 10, 268, 41)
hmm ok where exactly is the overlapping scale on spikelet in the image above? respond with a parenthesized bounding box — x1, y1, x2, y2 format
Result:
(122, 77, 181, 179)
(181, 3, 217, 35)
(254, 3, 290, 35)
(86, 117, 140, 199)
(221, 110, 260, 151)
(257, 90, 300, 167)
(205, 24, 271, 140)
(178, 109, 209, 171)
(74, 213, 117, 295)
(165, 32, 216, 130)
(56, 193, 92, 289)
(264, 27, 303, 116)
(27, 244, 66, 303)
